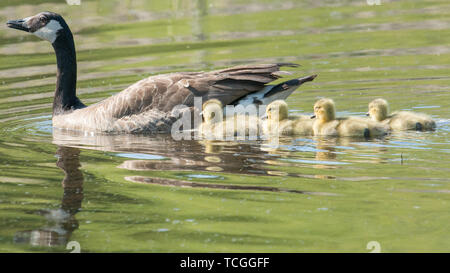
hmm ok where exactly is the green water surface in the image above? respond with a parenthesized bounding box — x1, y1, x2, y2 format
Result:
(0, 0, 449, 252)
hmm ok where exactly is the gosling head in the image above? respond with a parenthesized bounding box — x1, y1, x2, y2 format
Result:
(202, 99, 223, 125)
(367, 98, 389, 122)
(266, 100, 289, 121)
(7, 11, 70, 44)
(312, 98, 336, 122)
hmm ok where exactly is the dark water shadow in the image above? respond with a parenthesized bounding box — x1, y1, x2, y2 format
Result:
(125, 176, 338, 196)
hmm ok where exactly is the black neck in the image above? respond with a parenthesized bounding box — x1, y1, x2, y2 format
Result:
(52, 29, 84, 115)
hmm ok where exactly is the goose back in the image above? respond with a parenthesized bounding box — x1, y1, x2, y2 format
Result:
(54, 63, 311, 133)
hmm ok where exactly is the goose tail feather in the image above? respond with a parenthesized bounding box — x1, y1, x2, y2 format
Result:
(234, 74, 317, 107)
(263, 74, 317, 99)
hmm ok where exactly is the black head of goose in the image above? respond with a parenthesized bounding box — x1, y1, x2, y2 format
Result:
(7, 11, 317, 133)
(7, 12, 84, 116)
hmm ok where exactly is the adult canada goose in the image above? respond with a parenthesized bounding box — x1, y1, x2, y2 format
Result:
(312, 98, 388, 137)
(199, 99, 261, 139)
(264, 100, 313, 136)
(6, 11, 317, 133)
(367, 98, 436, 131)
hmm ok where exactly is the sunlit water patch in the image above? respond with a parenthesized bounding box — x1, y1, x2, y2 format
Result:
(112, 153, 169, 160)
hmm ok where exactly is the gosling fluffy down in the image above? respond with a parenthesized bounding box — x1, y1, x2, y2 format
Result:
(199, 99, 262, 139)
(368, 98, 436, 131)
(312, 98, 388, 137)
(264, 100, 313, 136)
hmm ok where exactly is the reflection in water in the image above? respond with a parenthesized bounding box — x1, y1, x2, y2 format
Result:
(192, 0, 208, 41)
(314, 138, 338, 170)
(51, 129, 342, 195)
(9, 121, 446, 249)
(14, 147, 83, 247)
(1, 0, 448, 252)
(50, 125, 439, 198)
(53, 129, 274, 175)
(125, 176, 338, 196)
(52, 129, 391, 182)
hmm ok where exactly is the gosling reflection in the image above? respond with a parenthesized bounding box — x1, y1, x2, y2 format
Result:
(314, 138, 338, 170)
(14, 146, 83, 247)
(200, 140, 224, 154)
(116, 139, 268, 175)
(260, 136, 392, 179)
(51, 127, 391, 184)
(53, 129, 280, 175)
(315, 137, 392, 167)
(259, 137, 338, 179)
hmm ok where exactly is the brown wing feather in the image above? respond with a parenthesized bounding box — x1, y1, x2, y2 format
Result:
(113, 109, 177, 133)
(172, 63, 298, 107)
(82, 63, 297, 122)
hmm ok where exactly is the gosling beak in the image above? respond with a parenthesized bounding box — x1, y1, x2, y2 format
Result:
(310, 115, 316, 119)
(366, 113, 370, 116)
(6, 18, 30, 32)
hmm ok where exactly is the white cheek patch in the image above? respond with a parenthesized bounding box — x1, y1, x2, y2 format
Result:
(33, 19, 63, 43)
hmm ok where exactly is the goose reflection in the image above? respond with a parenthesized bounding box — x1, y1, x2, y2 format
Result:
(14, 146, 83, 247)
(51, 130, 340, 196)
(52, 129, 273, 175)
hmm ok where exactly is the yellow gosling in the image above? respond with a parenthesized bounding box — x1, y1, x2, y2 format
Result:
(199, 99, 261, 139)
(368, 98, 436, 131)
(199, 99, 223, 139)
(312, 98, 388, 137)
(265, 100, 313, 136)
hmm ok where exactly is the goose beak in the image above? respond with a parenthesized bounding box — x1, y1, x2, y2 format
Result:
(310, 115, 316, 119)
(6, 18, 30, 32)
(366, 112, 370, 116)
